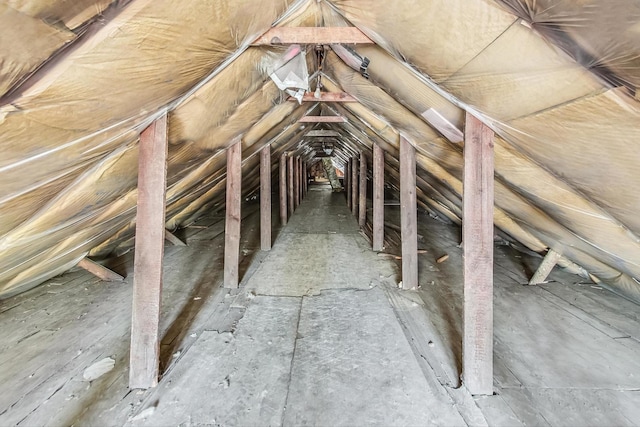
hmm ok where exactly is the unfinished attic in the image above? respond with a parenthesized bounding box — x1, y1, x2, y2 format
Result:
(1, 0, 640, 425)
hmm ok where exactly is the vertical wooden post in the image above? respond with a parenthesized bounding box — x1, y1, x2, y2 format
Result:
(224, 138, 242, 289)
(294, 156, 300, 209)
(260, 145, 271, 251)
(303, 161, 307, 197)
(462, 112, 495, 396)
(297, 156, 303, 203)
(351, 157, 358, 216)
(130, 114, 168, 389)
(358, 152, 367, 227)
(400, 135, 418, 290)
(280, 153, 287, 225)
(288, 154, 294, 214)
(346, 160, 352, 209)
(372, 143, 385, 251)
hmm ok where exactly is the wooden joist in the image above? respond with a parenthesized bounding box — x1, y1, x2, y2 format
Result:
(130, 114, 168, 389)
(372, 144, 385, 252)
(223, 139, 242, 289)
(77, 257, 124, 282)
(299, 116, 347, 123)
(260, 145, 272, 251)
(462, 113, 495, 396)
(400, 136, 418, 290)
(288, 92, 357, 103)
(252, 26, 373, 45)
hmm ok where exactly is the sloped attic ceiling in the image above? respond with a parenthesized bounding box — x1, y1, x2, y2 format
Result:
(1, 0, 639, 303)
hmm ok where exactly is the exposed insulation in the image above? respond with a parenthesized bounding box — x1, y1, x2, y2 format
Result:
(0, 0, 639, 306)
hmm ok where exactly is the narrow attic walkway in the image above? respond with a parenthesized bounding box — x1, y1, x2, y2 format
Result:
(1, 183, 640, 426)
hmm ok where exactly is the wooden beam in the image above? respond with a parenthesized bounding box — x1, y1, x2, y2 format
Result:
(289, 92, 357, 103)
(462, 113, 495, 396)
(280, 153, 287, 225)
(303, 161, 308, 196)
(372, 144, 385, 251)
(351, 157, 358, 216)
(346, 160, 352, 210)
(306, 130, 342, 137)
(400, 136, 418, 291)
(529, 249, 561, 285)
(252, 26, 373, 45)
(130, 114, 168, 389)
(164, 229, 186, 246)
(260, 145, 272, 251)
(288, 154, 295, 214)
(78, 257, 124, 282)
(299, 116, 347, 123)
(223, 139, 242, 289)
(358, 152, 367, 227)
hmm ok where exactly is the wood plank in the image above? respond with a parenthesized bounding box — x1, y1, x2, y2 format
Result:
(528, 249, 561, 285)
(351, 157, 359, 216)
(77, 257, 124, 282)
(280, 153, 287, 225)
(260, 145, 271, 251)
(346, 160, 352, 210)
(130, 114, 168, 389)
(359, 152, 367, 227)
(252, 26, 373, 45)
(462, 113, 495, 396)
(299, 116, 347, 123)
(223, 139, 242, 289)
(164, 229, 186, 247)
(288, 154, 295, 214)
(400, 136, 418, 291)
(372, 144, 385, 251)
(288, 92, 357, 102)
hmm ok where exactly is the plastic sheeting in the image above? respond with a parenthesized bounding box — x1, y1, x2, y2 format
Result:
(1, 0, 640, 304)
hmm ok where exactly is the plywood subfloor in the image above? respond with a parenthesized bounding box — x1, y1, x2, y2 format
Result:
(0, 183, 639, 426)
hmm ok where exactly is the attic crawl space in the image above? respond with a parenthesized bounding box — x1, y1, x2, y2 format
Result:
(1, 0, 640, 425)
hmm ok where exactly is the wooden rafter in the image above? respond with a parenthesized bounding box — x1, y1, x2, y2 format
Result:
(252, 26, 373, 45)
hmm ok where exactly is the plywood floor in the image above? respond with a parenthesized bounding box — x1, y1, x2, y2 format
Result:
(0, 183, 639, 426)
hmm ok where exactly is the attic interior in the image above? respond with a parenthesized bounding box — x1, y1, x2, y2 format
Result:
(2, 0, 640, 425)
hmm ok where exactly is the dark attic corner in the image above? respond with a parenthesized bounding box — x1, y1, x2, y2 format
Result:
(1, 0, 640, 425)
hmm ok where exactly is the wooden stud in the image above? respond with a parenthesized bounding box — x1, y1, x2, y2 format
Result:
(223, 138, 242, 289)
(298, 116, 347, 123)
(372, 144, 385, 251)
(529, 249, 561, 285)
(288, 92, 357, 103)
(400, 136, 418, 291)
(252, 26, 373, 45)
(130, 115, 168, 389)
(164, 229, 186, 246)
(351, 157, 358, 216)
(358, 152, 367, 227)
(260, 145, 271, 251)
(462, 113, 495, 396)
(78, 257, 124, 281)
(288, 154, 295, 214)
(280, 153, 287, 225)
(346, 160, 352, 210)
